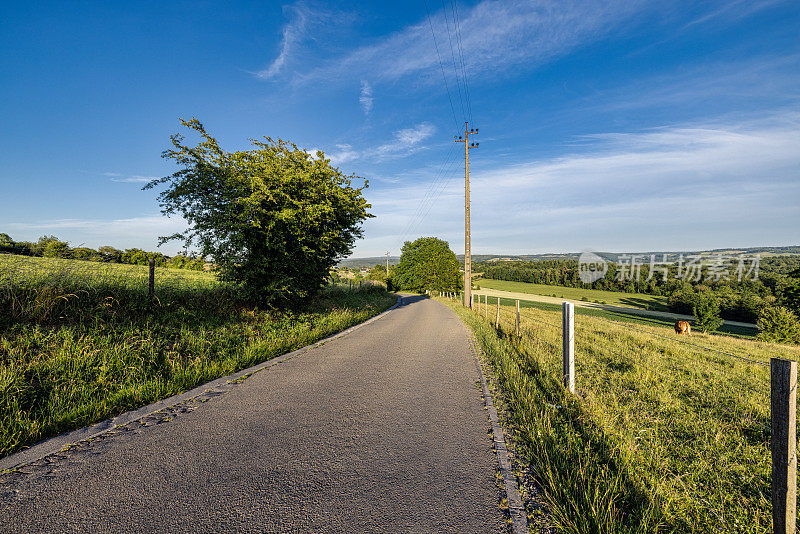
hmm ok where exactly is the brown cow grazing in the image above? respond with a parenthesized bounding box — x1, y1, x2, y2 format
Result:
(674, 320, 691, 335)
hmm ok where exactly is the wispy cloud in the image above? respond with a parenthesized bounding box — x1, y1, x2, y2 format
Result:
(355, 112, 800, 255)
(105, 173, 156, 183)
(294, 0, 652, 86)
(311, 122, 437, 165)
(359, 80, 373, 115)
(685, 0, 785, 27)
(5, 215, 191, 253)
(256, 3, 318, 80)
(373, 123, 436, 159)
(311, 143, 361, 166)
(587, 54, 800, 113)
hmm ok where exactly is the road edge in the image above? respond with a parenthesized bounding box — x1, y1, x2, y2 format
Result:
(445, 301, 530, 534)
(0, 295, 405, 472)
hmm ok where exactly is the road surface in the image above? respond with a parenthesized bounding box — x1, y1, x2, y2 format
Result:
(0, 296, 508, 533)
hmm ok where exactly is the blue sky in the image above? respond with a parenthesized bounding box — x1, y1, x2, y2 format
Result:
(1, 0, 798, 257)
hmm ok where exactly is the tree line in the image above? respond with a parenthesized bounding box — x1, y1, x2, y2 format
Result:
(0, 233, 206, 270)
(331, 237, 462, 294)
(478, 257, 800, 343)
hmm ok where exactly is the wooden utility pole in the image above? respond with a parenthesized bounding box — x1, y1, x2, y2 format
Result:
(148, 259, 155, 303)
(455, 122, 478, 308)
(772, 357, 797, 534)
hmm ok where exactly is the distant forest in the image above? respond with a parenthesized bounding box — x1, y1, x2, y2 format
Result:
(476, 255, 800, 324)
(0, 233, 205, 271)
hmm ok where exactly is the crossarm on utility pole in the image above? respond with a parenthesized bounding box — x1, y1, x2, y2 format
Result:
(455, 122, 478, 309)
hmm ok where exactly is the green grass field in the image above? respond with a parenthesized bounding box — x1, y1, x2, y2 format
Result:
(480, 294, 757, 338)
(441, 294, 800, 533)
(476, 279, 669, 311)
(0, 254, 396, 458)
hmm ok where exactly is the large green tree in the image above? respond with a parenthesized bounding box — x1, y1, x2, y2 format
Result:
(391, 237, 461, 293)
(146, 118, 372, 307)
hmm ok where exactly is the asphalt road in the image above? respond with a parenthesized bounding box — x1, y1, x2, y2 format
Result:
(0, 295, 507, 533)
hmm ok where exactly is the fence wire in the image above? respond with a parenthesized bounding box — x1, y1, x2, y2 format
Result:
(577, 313, 771, 367)
(470, 298, 770, 429)
(453, 296, 774, 523)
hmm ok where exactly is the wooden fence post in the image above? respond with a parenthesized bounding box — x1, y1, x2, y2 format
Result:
(772, 357, 797, 534)
(496, 297, 500, 328)
(562, 302, 575, 394)
(515, 299, 520, 338)
(148, 259, 155, 303)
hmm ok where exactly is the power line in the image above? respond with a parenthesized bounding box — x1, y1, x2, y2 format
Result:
(450, 0, 473, 122)
(397, 144, 459, 245)
(439, 0, 468, 121)
(423, 0, 461, 129)
(455, 122, 478, 308)
(396, 143, 458, 245)
(396, 143, 455, 241)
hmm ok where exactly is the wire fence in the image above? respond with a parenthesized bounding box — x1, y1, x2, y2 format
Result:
(435, 290, 795, 529)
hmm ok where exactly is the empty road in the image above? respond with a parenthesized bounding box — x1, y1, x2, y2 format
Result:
(0, 296, 508, 533)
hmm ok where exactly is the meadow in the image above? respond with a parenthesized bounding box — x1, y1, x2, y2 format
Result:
(477, 294, 758, 338)
(476, 278, 669, 311)
(0, 254, 396, 458)
(440, 294, 800, 533)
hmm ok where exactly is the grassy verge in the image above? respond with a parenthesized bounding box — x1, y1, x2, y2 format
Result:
(0, 255, 397, 458)
(476, 279, 669, 311)
(439, 295, 800, 533)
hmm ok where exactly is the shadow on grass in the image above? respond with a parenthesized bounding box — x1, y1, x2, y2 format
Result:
(618, 296, 669, 312)
(492, 296, 757, 339)
(489, 322, 663, 532)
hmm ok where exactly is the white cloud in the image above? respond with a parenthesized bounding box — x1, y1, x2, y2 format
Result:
(353, 112, 800, 256)
(310, 123, 437, 165)
(684, 0, 784, 27)
(359, 80, 373, 115)
(257, 3, 319, 79)
(588, 54, 800, 114)
(311, 144, 360, 166)
(295, 0, 651, 86)
(373, 123, 436, 159)
(5, 216, 191, 254)
(108, 175, 156, 183)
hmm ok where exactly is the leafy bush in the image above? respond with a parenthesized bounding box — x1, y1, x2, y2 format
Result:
(98, 246, 123, 263)
(781, 278, 800, 315)
(390, 237, 461, 293)
(367, 264, 388, 283)
(0, 233, 13, 249)
(693, 294, 723, 333)
(122, 248, 168, 266)
(757, 306, 800, 344)
(668, 284, 697, 315)
(167, 254, 205, 271)
(72, 247, 103, 262)
(42, 238, 70, 258)
(145, 118, 371, 308)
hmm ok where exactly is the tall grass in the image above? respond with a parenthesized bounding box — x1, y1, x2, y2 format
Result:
(439, 294, 800, 533)
(0, 254, 226, 325)
(0, 254, 396, 458)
